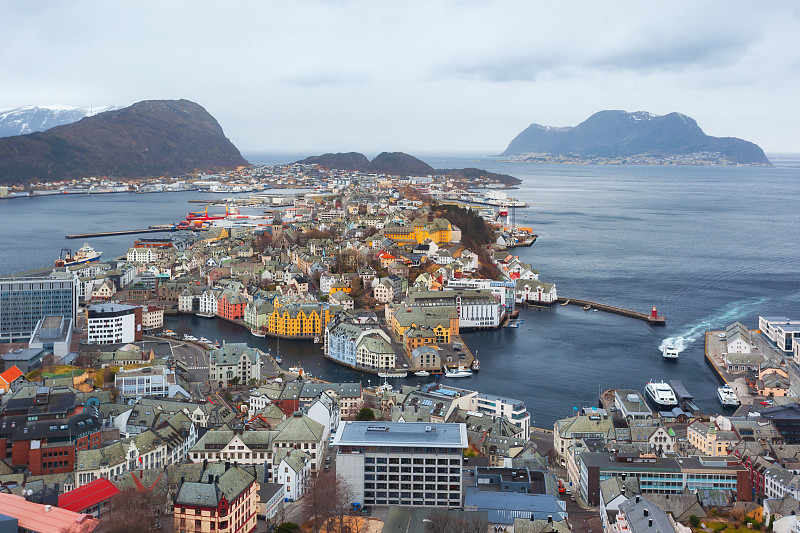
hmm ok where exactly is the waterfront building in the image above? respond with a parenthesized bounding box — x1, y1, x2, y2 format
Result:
(86, 303, 142, 344)
(174, 462, 259, 533)
(0, 493, 99, 532)
(141, 305, 164, 332)
(725, 321, 754, 353)
(578, 452, 750, 506)
(114, 365, 190, 401)
(266, 302, 337, 339)
(332, 421, 468, 508)
(355, 331, 396, 370)
(209, 342, 261, 387)
(0, 275, 77, 342)
(405, 289, 500, 329)
(216, 289, 249, 320)
(475, 392, 531, 439)
(244, 298, 271, 329)
(554, 414, 616, 468)
(179, 285, 205, 313)
(724, 352, 764, 373)
(446, 278, 516, 311)
(760, 316, 800, 353)
(199, 288, 222, 316)
(613, 389, 654, 424)
(514, 279, 558, 305)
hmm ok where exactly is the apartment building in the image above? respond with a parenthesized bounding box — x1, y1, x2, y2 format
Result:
(0, 275, 77, 342)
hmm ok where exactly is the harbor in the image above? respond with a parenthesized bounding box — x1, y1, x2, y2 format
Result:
(65, 225, 174, 239)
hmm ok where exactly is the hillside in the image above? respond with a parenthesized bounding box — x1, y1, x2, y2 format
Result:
(0, 99, 247, 184)
(437, 167, 521, 186)
(297, 151, 434, 176)
(503, 110, 770, 165)
(0, 105, 118, 138)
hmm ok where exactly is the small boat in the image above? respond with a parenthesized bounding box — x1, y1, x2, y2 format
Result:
(275, 356, 283, 364)
(200, 337, 212, 345)
(471, 359, 480, 371)
(212, 340, 221, 349)
(592, 309, 599, 312)
(717, 385, 741, 407)
(582, 305, 592, 311)
(183, 334, 198, 341)
(443, 365, 473, 378)
(197, 312, 215, 318)
(288, 366, 304, 374)
(414, 370, 430, 377)
(662, 343, 680, 359)
(250, 329, 266, 338)
(376, 378, 393, 392)
(164, 330, 176, 337)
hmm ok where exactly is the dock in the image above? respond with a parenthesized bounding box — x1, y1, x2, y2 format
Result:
(65, 225, 173, 239)
(557, 297, 666, 325)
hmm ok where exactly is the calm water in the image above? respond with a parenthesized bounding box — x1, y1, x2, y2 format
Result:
(3, 154, 799, 427)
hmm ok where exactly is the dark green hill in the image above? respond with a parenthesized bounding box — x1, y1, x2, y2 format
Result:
(0, 99, 246, 184)
(296, 152, 370, 171)
(503, 110, 770, 165)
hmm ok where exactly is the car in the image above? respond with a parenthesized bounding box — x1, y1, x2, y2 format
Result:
(324, 465, 330, 472)
(761, 400, 775, 406)
(325, 456, 331, 464)
(570, 495, 576, 502)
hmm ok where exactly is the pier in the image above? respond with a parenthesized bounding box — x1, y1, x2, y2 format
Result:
(65, 225, 173, 239)
(557, 297, 666, 325)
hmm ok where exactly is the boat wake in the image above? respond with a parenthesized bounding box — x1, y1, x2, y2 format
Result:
(659, 296, 768, 356)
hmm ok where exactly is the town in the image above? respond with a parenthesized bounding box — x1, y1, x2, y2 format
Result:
(2, 163, 800, 533)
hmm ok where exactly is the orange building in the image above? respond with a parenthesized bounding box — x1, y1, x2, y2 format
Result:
(216, 290, 249, 320)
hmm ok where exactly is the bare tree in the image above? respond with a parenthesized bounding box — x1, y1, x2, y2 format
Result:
(424, 512, 488, 533)
(94, 489, 163, 533)
(75, 350, 102, 368)
(300, 470, 336, 533)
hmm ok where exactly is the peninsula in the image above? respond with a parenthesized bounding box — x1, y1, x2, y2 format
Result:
(503, 110, 771, 166)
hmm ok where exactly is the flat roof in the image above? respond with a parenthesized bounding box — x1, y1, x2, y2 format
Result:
(333, 421, 468, 448)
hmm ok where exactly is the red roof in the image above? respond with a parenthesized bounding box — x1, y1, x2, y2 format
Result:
(58, 478, 120, 513)
(0, 365, 23, 385)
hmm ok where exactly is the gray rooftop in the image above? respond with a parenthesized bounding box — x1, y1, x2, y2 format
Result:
(332, 421, 468, 448)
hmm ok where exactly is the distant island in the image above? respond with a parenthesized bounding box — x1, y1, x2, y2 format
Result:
(502, 110, 771, 166)
(0, 99, 247, 185)
(296, 152, 522, 186)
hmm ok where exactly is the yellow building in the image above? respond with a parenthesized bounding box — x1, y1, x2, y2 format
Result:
(329, 281, 352, 295)
(687, 421, 738, 456)
(390, 304, 458, 344)
(381, 216, 452, 247)
(267, 303, 337, 338)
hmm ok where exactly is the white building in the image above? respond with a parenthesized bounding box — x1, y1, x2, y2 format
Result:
(273, 449, 312, 502)
(86, 303, 140, 344)
(515, 279, 558, 304)
(126, 247, 163, 263)
(333, 421, 468, 508)
(760, 316, 800, 353)
(141, 305, 164, 332)
(405, 290, 502, 329)
(199, 288, 221, 316)
(115, 365, 190, 401)
(474, 393, 531, 439)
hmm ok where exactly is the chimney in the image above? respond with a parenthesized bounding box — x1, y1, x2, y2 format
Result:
(547, 516, 552, 523)
(225, 461, 230, 470)
(644, 509, 649, 517)
(636, 495, 640, 503)
(649, 519, 653, 528)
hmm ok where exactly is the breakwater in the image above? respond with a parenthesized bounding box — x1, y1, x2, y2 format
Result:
(557, 297, 666, 325)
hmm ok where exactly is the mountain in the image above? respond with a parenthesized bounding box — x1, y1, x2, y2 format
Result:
(503, 110, 770, 165)
(0, 99, 246, 184)
(297, 151, 434, 176)
(298, 152, 370, 171)
(0, 105, 119, 138)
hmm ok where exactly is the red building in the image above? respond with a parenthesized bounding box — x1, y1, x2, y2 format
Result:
(216, 290, 248, 320)
(59, 478, 121, 518)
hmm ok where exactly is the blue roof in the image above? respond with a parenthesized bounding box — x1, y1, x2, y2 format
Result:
(464, 487, 567, 524)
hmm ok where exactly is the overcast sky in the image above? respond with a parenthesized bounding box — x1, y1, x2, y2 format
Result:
(2, 1, 799, 154)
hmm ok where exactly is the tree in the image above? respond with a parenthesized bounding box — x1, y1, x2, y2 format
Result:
(355, 407, 375, 421)
(74, 350, 101, 368)
(274, 523, 301, 533)
(424, 512, 488, 533)
(229, 376, 240, 387)
(41, 352, 56, 374)
(300, 472, 357, 533)
(689, 515, 701, 528)
(94, 489, 163, 533)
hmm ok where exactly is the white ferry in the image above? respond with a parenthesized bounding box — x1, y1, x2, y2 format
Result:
(717, 385, 741, 407)
(644, 380, 679, 408)
(662, 343, 680, 359)
(414, 370, 430, 377)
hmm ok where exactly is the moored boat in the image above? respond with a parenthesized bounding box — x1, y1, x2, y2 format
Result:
(378, 370, 408, 378)
(414, 370, 430, 377)
(717, 384, 741, 407)
(645, 380, 679, 408)
(471, 359, 480, 371)
(250, 328, 266, 338)
(197, 312, 215, 318)
(443, 365, 473, 378)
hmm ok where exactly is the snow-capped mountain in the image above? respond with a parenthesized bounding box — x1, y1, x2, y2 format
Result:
(0, 105, 118, 138)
